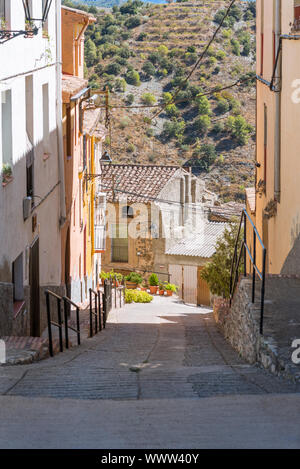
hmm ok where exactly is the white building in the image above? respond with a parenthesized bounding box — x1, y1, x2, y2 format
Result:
(0, 0, 65, 336)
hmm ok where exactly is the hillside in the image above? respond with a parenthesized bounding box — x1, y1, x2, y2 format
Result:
(65, 0, 257, 202)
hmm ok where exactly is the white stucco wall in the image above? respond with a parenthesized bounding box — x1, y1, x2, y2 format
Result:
(0, 0, 62, 287)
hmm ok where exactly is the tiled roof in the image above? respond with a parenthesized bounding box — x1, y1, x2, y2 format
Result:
(165, 222, 228, 258)
(83, 108, 105, 137)
(209, 201, 244, 222)
(246, 187, 256, 213)
(62, 75, 88, 103)
(100, 164, 181, 203)
(62, 6, 96, 22)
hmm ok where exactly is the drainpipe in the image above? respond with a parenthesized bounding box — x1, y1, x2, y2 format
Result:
(56, 0, 66, 225)
(274, 0, 282, 202)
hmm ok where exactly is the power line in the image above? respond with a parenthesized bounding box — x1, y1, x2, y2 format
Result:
(151, 0, 238, 120)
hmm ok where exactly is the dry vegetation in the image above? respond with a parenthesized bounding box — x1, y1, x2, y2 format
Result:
(67, 0, 257, 202)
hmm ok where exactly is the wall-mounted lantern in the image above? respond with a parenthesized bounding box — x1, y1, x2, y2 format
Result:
(0, 1, 53, 44)
(22, 0, 53, 23)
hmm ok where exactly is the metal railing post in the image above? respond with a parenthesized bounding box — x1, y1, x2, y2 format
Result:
(57, 297, 63, 353)
(252, 229, 256, 303)
(260, 249, 267, 335)
(89, 288, 93, 338)
(63, 297, 69, 349)
(45, 291, 53, 357)
(98, 289, 102, 331)
(76, 306, 80, 346)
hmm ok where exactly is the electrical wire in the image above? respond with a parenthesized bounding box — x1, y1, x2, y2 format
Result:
(151, 0, 238, 120)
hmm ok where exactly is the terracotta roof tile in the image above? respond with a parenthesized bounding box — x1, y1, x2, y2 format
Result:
(246, 187, 256, 213)
(62, 74, 88, 103)
(83, 107, 104, 136)
(100, 164, 182, 203)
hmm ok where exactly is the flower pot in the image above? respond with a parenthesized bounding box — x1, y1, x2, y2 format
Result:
(159, 290, 165, 296)
(126, 281, 138, 290)
(166, 290, 173, 296)
(141, 287, 148, 292)
(149, 286, 158, 294)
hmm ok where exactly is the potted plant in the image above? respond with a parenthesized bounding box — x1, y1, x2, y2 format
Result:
(158, 282, 165, 296)
(25, 20, 35, 37)
(125, 272, 143, 289)
(2, 163, 12, 185)
(141, 281, 148, 292)
(110, 270, 123, 287)
(100, 271, 109, 285)
(164, 283, 178, 297)
(149, 273, 159, 294)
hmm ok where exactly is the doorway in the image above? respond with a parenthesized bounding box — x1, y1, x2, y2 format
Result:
(29, 237, 40, 336)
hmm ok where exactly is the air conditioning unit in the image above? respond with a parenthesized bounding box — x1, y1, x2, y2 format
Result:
(23, 197, 32, 221)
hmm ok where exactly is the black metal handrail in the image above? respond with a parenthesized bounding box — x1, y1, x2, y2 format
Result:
(45, 290, 63, 357)
(229, 209, 267, 334)
(89, 288, 104, 337)
(45, 290, 81, 357)
(63, 296, 81, 349)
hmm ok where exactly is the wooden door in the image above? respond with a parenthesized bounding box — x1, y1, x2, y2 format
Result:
(29, 237, 40, 336)
(183, 265, 197, 305)
(169, 264, 183, 298)
(197, 266, 211, 306)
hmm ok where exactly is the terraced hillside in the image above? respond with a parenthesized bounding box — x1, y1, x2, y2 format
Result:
(66, 0, 256, 202)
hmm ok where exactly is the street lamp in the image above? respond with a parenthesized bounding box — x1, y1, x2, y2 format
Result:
(22, 0, 53, 23)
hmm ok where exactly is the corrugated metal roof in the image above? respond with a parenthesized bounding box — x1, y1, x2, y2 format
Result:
(165, 222, 228, 258)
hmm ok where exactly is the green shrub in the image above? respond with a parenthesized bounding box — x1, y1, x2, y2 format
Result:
(194, 115, 211, 135)
(164, 283, 178, 292)
(142, 61, 156, 77)
(126, 93, 135, 105)
(125, 289, 153, 303)
(226, 115, 253, 145)
(125, 16, 141, 29)
(200, 223, 243, 299)
(149, 273, 159, 286)
(105, 62, 121, 76)
(195, 95, 211, 116)
(115, 78, 126, 92)
(125, 272, 143, 284)
(141, 93, 156, 106)
(125, 70, 141, 86)
(216, 98, 230, 114)
(163, 119, 185, 141)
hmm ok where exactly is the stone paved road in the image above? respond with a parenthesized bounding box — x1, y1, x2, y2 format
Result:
(0, 296, 300, 448)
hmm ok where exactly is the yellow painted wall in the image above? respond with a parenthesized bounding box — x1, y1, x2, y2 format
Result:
(254, 0, 300, 274)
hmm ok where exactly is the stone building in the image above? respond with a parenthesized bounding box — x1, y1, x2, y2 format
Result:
(100, 163, 223, 302)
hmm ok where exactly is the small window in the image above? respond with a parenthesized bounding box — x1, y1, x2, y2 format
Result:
(42, 83, 49, 143)
(122, 205, 134, 218)
(12, 253, 24, 302)
(1, 89, 13, 166)
(111, 224, 128, 263)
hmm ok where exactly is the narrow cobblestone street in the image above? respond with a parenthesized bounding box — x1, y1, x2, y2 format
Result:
(0, 296, 300, 448)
